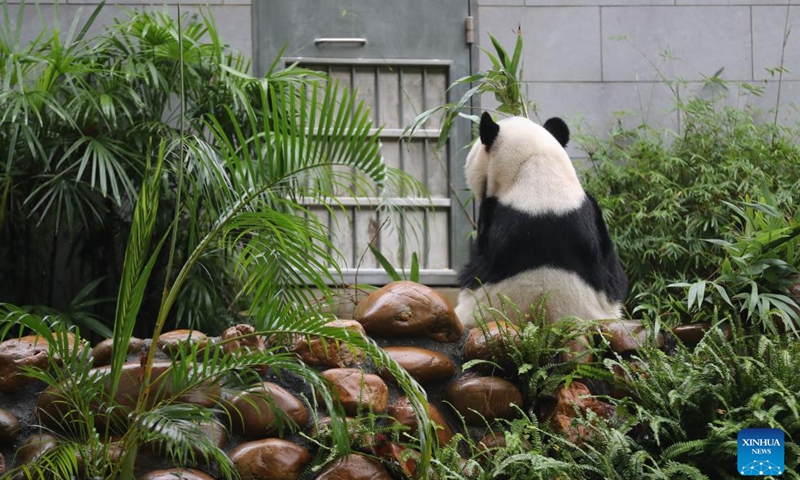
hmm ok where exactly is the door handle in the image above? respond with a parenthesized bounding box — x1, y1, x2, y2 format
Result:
(314, 38, 367, 46)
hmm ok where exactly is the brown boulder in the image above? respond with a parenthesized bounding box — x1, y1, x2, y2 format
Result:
(229, 438, 311, 480)
(552, 382, 615, 444)
(598, 320, 663, 353)
(321, 368, 389, 415)
(138, 468, 217, 480)
(445, 376, 523, 425)
(0, 333, 83, 393)
(157, 329, 208, 356)
(388, 396, 454, 446)
(560, 334, 594, 365)
(379, 346, 455, 385)
(477, 431, 507, 453)
(144, 420, 227, 459)
(14, 433, 58, 467)
(225, 382, 308, 438)
(316, 454, 392, 480)
(37, 362, 222, 429)
(672, 323, 732, 344)
(354, 281, 462, 342)
(221, 324, 263, 354)
(0, 408, 19, 445)
(219, 324, 268, 373)
(199, 420, 229, 450)
(464, 321, 520, 367)
(278, 320, 366, 368)
(96, 361, 220, 409)
(609, 361, 649, 399)
(91, 337, 143, 367)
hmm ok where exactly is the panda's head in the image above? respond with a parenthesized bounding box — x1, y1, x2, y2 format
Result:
(465, 112, 585, 215)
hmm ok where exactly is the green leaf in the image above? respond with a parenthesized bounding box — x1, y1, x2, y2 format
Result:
(369, 243, 401, 281)
(410, 251, 420, 283)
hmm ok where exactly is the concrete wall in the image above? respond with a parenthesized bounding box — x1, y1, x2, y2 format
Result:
(476, 1, 800, 158)
(8, 1, 797, 157)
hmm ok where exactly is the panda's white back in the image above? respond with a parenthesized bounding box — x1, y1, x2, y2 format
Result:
(456, 113, 628, 329)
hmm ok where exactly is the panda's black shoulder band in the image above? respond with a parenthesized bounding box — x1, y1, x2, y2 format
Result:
(480, 112, 499, 150)
(544, 117, 570, 148)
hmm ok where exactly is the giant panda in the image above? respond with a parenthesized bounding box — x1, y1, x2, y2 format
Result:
(454, 112, 628, 329)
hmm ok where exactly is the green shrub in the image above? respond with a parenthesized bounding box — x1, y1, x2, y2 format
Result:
(673, 195, 800, 334)
(579, 96, 800, 322)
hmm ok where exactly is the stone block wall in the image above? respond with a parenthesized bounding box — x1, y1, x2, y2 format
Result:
(476, 1, 800, 159)
(6, 1, 799, 160)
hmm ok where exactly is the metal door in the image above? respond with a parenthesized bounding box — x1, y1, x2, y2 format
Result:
(253, 1, 474, 286)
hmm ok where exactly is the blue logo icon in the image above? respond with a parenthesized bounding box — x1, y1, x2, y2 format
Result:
(738, 428, 784, 476)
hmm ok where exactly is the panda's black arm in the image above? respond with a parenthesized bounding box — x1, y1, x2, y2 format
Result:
(476, 196, 499, 254)
(587, 194, 629, 300)
(586, 194, 617, 256)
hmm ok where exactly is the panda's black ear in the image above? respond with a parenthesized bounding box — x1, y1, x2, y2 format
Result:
(480, 112, 500, 150)
(544, 117, 569, 148)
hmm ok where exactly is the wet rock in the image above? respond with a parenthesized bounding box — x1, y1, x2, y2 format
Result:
(74, 440, 126, 476)
(321, 368, 389, 415)
(138, 468, 217, 480)
(671, 323, 710, 344)
(91, 337, 143, 367)
(144, 420, 227, 459)
(219, 324, 268, 373)
(598, 320, 663, 353)
(0, 408, 20, 445)
(354, 281, 462, 342)
(316, 454, 392, 480)
(157, 329, 208, 356)
(0, 333, 83, 393)
(445, 376, 523, 425)
(14, 433, 58, 467)
(225, 381, 308, 439)
(37, 385, 77, 431)
(229, 438, 311, 480)
(379, 346, 455, 385)
(279, 320, 366, 368)
(372, 443, 419, 478)
(477, 431, 507, 453)
(561, 335, 594, 365)
(388, 396, 454, 446)
(46, 361, 221, 427)
(464, 321, 520, 367)
(101, 362, 170, 409)
(199, 420, 229, 450)
(37, 364, 173, 429)
(672, 323, 732, 344)
(221, 324, 263, 354)
(552, 382, 615, 444)
(609, 361, 648, 399)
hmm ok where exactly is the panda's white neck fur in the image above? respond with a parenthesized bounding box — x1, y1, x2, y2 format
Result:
(486, 118, 585, 215)
(494, 156, 585, 214)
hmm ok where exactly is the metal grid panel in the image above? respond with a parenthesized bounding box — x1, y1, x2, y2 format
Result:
(296, 60, 455, 283)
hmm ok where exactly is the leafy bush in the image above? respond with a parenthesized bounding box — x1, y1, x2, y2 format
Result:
(1, 3, 265, 333)
(0, 2, 421, 335)
(673, 196, 800, 333)
(427, 324, 800, 480)
(579, 96, 800, 321)
(1, 3, 436, 478)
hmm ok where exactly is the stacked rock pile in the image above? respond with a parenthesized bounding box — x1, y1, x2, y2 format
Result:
(0, 281, 715, 479)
